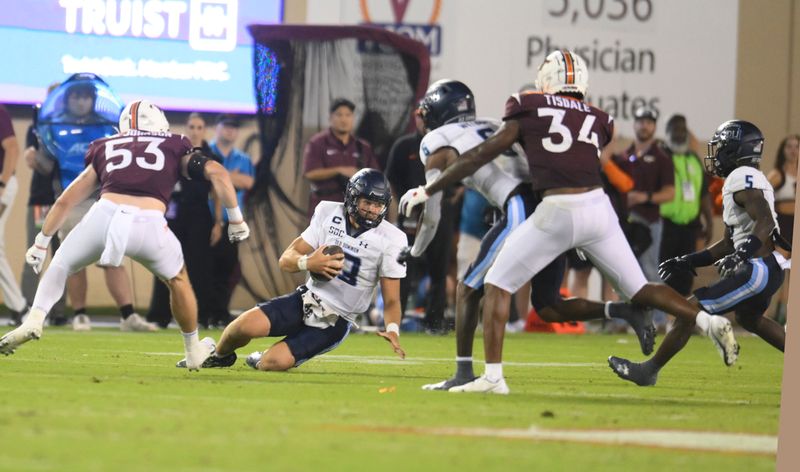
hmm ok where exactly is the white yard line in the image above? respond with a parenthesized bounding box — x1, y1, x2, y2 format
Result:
(343, 424, 777, 455)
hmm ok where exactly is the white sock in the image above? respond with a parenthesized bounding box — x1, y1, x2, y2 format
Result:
(695, 311, 711, 334)
(26, 308, 47, 327)
(182, 330, 200, 352)
(485, 363, 503, 382)
(456, 356, 472, 362)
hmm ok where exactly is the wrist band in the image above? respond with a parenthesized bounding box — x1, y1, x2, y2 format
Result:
(35, 231, 52, 249)
(297, 255, 308, 271)
(386, 322, 400, 335)
(225, 206, 243, 223)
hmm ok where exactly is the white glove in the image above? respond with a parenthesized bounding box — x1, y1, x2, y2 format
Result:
(227, 220, 250, 242)
(399, 186, 430, 218)
(26, 232, 52, 275)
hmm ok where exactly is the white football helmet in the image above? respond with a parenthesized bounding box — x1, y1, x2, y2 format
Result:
(535, 50, 589, 96)
(118, 100, 169, 133)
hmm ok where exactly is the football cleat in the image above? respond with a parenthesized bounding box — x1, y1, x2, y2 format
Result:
(609, 302, 657, 355)
(0, 323, 43, 355)
(120, 313, 158, 332)
(448, 375, 510, 395)
(422, 375, 477, 391)
(176, 336, 216, 370)
(72, 314, 92, 332)
(245, 351, 263, 370)
(607, 356, 658, 386)
(707, 316, 739, 367)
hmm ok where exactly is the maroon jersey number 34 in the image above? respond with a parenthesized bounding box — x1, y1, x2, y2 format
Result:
(503, 92, 614, 192)
(85, 130, 193, 206)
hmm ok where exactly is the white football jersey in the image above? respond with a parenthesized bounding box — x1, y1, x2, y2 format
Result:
(420, 118, 529, 209)
(722, 166, 778, 248)
(301, 201, 408, 321)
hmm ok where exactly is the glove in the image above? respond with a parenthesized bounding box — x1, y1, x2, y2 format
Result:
(399, 186, 429, 218)
(397, 247, 412, 265)
(227, 220, 250, 242)
(26, 232, 52, 275)
(658, 256, 697, 282)
(714, 252, 747, 278)
(715, 235, 761, 278)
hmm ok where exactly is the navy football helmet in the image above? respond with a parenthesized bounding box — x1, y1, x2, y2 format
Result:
(344, 169, 391, 229)
(418, 79, 475, 131)
(705, 120, 764, 177)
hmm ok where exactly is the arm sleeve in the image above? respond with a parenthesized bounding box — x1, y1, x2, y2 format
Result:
(603, 159, 634, 193)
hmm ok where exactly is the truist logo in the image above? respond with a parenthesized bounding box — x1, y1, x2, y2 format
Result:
(359, 0, 442, 56)
(59, 0, 238, 52)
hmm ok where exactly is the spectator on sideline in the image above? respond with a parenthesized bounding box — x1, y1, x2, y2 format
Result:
(659, 114, 714, 297)
(0, 103, 29, 324)
(767, 133, 799, 324)
(612, 106, 675, 331)
(303, 98, 380, 217)
(207, 113, 254, 327)
(148, 113, 222, 328)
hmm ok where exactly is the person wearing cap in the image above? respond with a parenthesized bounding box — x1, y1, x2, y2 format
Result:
(302, 98, 380, 217)
(207, 113, 254, 327)
(612, 106, 675, 330)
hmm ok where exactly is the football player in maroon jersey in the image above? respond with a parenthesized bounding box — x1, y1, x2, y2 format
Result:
(0, 100, 249, 370)
(401, 50, 739, 394)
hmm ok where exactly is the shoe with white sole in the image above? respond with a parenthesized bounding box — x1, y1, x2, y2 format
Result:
(707, 315, 739, 367)
(0, 322, 43, 355)
(72, 314, 92, 332)
(448, 375, 510, 395)
(176, 336, 216, 370)
(120, 313, 159, 332)
(422, 375, 477, 391)
(245, 351, 263, 370)
(176, 337, 236, 368)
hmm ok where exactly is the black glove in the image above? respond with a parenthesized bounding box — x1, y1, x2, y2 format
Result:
(658, 256, 697, 282)
(397, 247, 412, 265)
(714, 252, 747, 278)
(714, 235, 762, 278)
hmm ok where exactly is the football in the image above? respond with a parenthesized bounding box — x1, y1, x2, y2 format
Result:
(310, 245, 344, 282)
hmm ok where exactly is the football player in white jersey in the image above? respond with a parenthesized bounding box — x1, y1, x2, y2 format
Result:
(400, 51, 738, 394)
(609, 120, 790, 386)
(408, 80, 655, 392)
(177, 169, 408, 370)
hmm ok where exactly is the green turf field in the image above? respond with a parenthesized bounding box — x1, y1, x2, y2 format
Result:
(0, 328, 782, 471)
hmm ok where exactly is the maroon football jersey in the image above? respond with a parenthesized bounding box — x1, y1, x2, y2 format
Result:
(85, 130, 192, 205)
(504, 92, 614, 191)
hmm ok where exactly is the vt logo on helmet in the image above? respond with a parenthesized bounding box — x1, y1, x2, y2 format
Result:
(418, 79, 476, 131)
(535, 50, 589, 97)
(345, 169, 391, 229)
(119, 100, 170, 133)
(705, 120, 764, 177)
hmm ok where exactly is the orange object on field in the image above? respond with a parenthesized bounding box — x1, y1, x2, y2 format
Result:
(525, 287, 586, 334)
